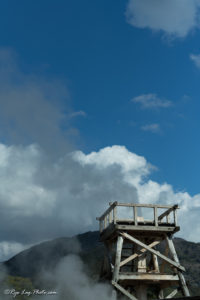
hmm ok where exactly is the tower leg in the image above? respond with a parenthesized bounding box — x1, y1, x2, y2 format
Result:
(166, 235, 190, 297)
(113, 236, 123, 282)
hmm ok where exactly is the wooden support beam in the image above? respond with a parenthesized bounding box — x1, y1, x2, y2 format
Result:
(113, 235, 123, 282)
(112, 281, 138, 300)
(166, 235, 190, 297)
(120, 240, 160, 267)
(166, 289, 178, 298)
(119, 232, 185, 272)
(116, 224, 180, 233)
(118, 273, 179, 281)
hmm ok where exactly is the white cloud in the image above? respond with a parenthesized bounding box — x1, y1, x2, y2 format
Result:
(69, 111, 87, 118)
(131, 93, 172, 109)
(141, 123, 161, 133)
(126, 0, 200, 38)
(0, 143, 200, 261)
(190, 53, 200, 68)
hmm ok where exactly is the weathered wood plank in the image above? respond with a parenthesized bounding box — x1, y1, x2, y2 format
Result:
(118, 273, 179, 281)
(120, 240, 160, 267)
(120, 232, 185, 272)
(116, 224, 180, 233)
(111, 281, 138, 300)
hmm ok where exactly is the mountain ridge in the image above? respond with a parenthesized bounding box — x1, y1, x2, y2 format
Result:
(2, 231, 200, 296)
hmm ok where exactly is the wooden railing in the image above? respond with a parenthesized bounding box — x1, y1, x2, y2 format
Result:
(96, 202, 179, 233)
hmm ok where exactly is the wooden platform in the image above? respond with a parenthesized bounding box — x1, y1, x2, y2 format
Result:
(97, 202, 180, 242)
(100, 221, 180, 241)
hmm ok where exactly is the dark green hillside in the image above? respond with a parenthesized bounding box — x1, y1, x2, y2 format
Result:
(2, 232, 200, 296)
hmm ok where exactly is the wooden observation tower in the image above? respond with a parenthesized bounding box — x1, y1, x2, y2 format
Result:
(97, 202, 190, 300)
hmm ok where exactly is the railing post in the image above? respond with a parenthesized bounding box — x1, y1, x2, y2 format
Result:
(104, 216, 107, 229)
(167, 214, 170, 223)
(113, 206, 117, 224)
(109, 211, 112, 224)
(154, 207, 158, 227)
(174, 209, 177, 226)
(134, 206, 138, 226)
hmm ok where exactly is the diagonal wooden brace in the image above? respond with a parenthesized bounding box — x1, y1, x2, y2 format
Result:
(112, 281, 138, 300)
(120, 240, 161, 267)
(166, 289, 178, 299)
(119, 232, 185, 272)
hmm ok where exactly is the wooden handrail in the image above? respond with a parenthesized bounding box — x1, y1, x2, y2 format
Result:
(158, 205, 179, 221)
(109, 202, 178, 209)
(96, 201, 118, 221)
(97, 202, 180, 232)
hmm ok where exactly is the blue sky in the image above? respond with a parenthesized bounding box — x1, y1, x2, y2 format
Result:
(1, 0, 199, 194)
(1, 0, 200, 259)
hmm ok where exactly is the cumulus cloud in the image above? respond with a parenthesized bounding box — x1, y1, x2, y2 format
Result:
(141, 123, 161, 133)
(190, 53, 200, 68)
(0, 145, 140, 260)
(126, 0, 200, 38)
(0, 144, 200, 261)
(131, 93, 172, 109)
